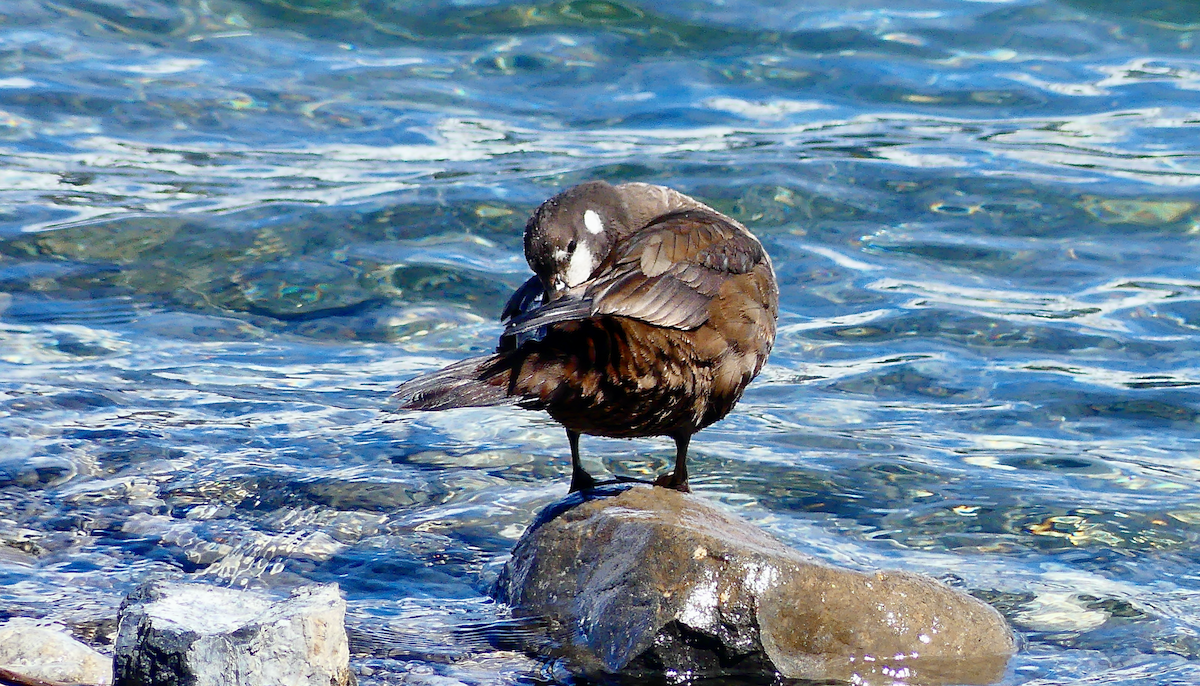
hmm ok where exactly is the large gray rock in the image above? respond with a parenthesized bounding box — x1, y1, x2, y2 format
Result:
(113, 582, 354, 686)
(0, 618, 113, 685)
(496, 485, 1015, 685)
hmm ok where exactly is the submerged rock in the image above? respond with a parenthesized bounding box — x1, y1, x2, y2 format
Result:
(0, 618, 113, 685)
(495, 485, 1015, 685)
(113, 581, 354, 686)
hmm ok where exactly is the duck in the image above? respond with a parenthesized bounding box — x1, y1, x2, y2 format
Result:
(393, 181, 778, 493)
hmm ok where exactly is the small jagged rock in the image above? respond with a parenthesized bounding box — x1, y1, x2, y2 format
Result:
(496, 485, 1015, 685)
(0, 618, 113, 686)
(113, 582, 354, 686)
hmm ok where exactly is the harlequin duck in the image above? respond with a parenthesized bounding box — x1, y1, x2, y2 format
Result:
(393, 181, 778, 493)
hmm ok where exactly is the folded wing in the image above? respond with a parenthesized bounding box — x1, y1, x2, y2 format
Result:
(505, 209, 765, 335)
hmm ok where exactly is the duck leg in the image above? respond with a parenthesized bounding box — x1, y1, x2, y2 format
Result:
(653, 433, 691, 493)
(567, 429, 597, 493)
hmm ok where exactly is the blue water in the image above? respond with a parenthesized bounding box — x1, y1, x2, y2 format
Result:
(1, 1, 1198, 684)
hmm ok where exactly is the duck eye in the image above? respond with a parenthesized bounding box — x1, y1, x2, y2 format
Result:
(567, 239, 577, 253)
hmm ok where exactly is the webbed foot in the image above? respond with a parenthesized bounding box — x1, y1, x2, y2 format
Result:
(653, 472, 690, 493)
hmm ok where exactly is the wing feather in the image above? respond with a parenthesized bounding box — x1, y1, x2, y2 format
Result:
(504, 209, 767, 335)
(505, 297, 593, 336)
(501, 275, 544, 323)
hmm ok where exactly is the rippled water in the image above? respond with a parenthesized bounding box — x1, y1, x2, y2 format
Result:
(1, 0, 1198, 684)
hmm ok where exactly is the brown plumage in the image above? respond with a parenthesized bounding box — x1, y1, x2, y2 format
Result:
(393, 181, 779, 492)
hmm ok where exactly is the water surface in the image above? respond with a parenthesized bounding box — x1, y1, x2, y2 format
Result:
(1, 1, 1199, 684)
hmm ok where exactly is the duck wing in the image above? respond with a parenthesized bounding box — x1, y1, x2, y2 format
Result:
(500, 275, 544, 323)
(505, 209, 765, 335)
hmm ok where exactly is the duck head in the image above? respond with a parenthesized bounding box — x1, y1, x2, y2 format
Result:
(524, 181, 633, 300)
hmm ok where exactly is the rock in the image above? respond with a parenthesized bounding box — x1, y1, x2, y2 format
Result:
(495, 485, 1015, 685)
(233, 260, 377, 320)
(113, 582, 354, 686)
(0, 454, 77, 489)
(0, 617, 113, 685)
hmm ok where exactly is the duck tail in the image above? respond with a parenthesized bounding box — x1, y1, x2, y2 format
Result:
(392, 354, 515, 410)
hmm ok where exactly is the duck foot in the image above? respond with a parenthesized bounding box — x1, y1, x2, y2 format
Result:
(653, 472, 690, 493)
(568, 469, 596, 494)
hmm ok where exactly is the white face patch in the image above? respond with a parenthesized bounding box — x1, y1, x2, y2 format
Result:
(583, 209, 605, 235)
(564, 240, 595, 288)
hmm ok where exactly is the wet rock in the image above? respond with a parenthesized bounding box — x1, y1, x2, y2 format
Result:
(70, 0, 188, 34)
(496, 485, 1015, 685)
(0, 454, 76, 489)
(1079, 195, 1195, 225)
(233, 259, 378, 320)
(114, 582, 354, 686)
(0, 617, 113, 685)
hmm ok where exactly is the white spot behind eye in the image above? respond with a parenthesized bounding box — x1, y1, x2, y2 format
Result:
(564, 241, 595, 287)
(584, 209, 604, 235)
